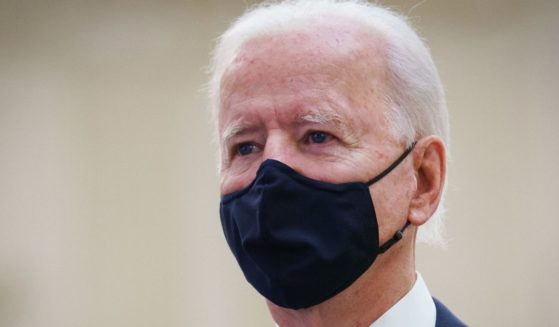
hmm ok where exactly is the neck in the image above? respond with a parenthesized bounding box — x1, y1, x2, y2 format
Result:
(268, 231, 416, 327)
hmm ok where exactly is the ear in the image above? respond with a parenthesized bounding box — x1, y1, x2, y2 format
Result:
(408, 136, 446, 226)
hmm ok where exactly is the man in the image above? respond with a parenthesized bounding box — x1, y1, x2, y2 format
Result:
(209, 0, 466, 326)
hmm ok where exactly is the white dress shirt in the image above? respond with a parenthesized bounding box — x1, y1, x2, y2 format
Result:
(371, 273, 436, 327)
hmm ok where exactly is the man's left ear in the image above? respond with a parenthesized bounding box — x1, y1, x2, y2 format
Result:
(408, 136, 446, 226)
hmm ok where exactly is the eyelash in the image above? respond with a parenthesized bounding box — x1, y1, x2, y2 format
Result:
(230, 131, 337, 159)
(304, 131, 334, 145)
(235, 142, 259, 156)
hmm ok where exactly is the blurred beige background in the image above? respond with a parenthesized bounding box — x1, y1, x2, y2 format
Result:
(1, 0, 558, 326)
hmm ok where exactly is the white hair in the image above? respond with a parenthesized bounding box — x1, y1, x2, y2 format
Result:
(208, 0, 449, 246)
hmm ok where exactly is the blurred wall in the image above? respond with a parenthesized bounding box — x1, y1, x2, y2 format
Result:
(0, 0, 557, 326)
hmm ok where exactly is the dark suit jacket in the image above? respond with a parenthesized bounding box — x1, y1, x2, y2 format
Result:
(434, 298, 467, 327)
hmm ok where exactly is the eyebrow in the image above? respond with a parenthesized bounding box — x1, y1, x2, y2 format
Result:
(221, 119, 255, 147)
(298, 109, 358, 144)
(297, 109, 343, 126)
(221, 108, 358, 147)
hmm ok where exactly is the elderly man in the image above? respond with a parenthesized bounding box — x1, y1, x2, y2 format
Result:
(210, 0, 465, 326)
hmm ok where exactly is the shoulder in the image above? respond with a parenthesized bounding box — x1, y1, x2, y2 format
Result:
(433, 298, 468, 327)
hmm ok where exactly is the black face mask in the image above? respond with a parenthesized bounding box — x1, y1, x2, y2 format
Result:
(219, 142, 416, 309)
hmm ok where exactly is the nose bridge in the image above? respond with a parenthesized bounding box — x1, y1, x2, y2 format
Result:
(262, 131, 295, 165)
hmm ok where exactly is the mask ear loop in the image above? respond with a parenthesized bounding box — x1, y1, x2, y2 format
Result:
(379, 221, 411, 254)
(366, 141, 417, 186)
(366, 141, 417, 254)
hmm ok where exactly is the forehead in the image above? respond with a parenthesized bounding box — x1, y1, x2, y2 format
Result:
(234, 22, 378, 67)
(218, 22, 390, 132)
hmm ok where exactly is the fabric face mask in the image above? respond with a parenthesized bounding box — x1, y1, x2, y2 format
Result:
(219, 142, 416, 309)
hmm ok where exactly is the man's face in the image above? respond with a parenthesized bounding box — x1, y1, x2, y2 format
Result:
(218, 24, 416, 244)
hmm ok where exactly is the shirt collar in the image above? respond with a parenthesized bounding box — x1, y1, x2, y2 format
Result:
(370, 272, 436, 327)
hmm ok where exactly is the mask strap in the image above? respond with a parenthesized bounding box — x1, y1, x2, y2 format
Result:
(366, 141, 417, 186)
(379, 221, 411, 254)
(367, 141, 417, 254)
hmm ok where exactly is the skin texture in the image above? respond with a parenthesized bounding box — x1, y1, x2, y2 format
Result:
(218, 22, 446, 327)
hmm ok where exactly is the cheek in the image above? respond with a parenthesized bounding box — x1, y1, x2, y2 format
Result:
(220, 175, 246, 196)
(220, 165, 259, 195)
(370, 173, 414, 243)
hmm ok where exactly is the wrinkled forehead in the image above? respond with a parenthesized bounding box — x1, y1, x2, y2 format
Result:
(218, 22, 389, 112)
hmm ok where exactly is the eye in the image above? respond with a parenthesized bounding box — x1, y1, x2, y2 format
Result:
(307, 131, 331, 144)
(236, 142, 258, 156)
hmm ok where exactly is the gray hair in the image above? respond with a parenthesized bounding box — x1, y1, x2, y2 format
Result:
(208, 0, 449, 245)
